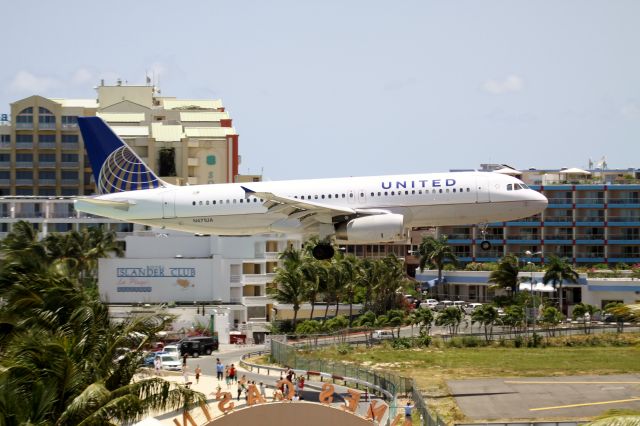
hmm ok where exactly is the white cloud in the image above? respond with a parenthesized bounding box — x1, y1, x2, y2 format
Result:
(620, 101, 640, 119)
(71, 68, 94, 85)
(482, 75, 524, 95)
(8, 71, 60, 93)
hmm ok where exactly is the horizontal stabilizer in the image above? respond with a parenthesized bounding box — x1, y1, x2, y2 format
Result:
(75, 198, 135, 211)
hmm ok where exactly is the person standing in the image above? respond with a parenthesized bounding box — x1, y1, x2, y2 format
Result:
(182, 353, 188, 368)
(224, 365, 230, 387)
(216, 359, 224, 381)
(154, 356, 162, 375)
(229, 364, 237, 383)
(195, 365, 202, 384)
(405, 401, 413, 420)
(183, 365, 189, 384)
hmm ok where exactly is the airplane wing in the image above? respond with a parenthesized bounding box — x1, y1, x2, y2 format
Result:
(240, 186, 356, 225)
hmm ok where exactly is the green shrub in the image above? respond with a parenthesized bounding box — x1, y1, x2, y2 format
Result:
(336, 343, 352, 355)
(461, 336, 483, 347)
(391, 337, 412, 349)
(514, 335, 524, 348)
(414, 335, 432, 347)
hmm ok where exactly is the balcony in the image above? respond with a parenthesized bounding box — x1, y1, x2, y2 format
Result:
(38, 122, 56, 130)
(15, 142, 33, 149)
(38, 142, 56, 149)
(61, 143, 79, 150)
(61, 179, 79, 185)
(609, 198, 640, 205)
(242, 273, 275, 285)
(188, 157, 199, 167)
(39, 161, 56, 168)
(242, 296, 270, 306)
(608, 217, 640, 226)
(15, 162, 33, 168)
(60, 162, 79, 168)
(61, 123, 78, 130)
(16, 123, 33, 130)
(39, 179, 56, 185)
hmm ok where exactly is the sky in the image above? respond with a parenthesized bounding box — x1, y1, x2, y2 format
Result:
(1, 0, 639, 180)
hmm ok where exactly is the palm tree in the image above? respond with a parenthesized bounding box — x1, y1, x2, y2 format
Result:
(488, 254, 521, 294)
(543, 255, 579, 315)
(418, 235, 457, 298)
(270, 257, 306, 328)
(300, 259, 327, 320)
(471, 304, 499, 341)
(0, 227, 205, 424)
(436, 306, 462, 336)
(571, 302, 599, 334)
(413, 307, 434, 336)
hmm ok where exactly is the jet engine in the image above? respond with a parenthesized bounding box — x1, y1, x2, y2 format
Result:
(335, 214, 406, 243)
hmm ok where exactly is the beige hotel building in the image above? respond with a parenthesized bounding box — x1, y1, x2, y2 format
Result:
(0, 82, 251, 198)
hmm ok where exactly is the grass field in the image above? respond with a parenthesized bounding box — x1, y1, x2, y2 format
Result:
(304, 333, 640, 423)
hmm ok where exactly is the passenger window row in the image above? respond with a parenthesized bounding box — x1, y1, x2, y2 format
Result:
(190, 186, 473, 207)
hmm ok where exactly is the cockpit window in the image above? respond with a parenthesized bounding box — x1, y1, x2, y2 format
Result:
(507, 184, 513, 191)
(520, 183, 529, 189)
(514, 183, 522, 190)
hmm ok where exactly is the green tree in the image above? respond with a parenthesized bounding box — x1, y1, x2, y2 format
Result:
(386, 309, 405, 338)
(418, 235, 457, 298)
(410, 308, 434, 337)
(488, 254, 521, 294)
(471, 304, 499, 342)
(0, 225, 204, 425)
(269, 248, 307, 328)
(543, 255, 579, 315)
(540, 306, 564, 337)
(571, 302, 599, 334)
(436, 306, 462, 336)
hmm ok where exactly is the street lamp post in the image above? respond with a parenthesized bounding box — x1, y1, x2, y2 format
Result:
(525, 250, 542, 335)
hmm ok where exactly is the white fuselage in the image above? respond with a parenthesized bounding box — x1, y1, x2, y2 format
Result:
(74, 171, 547, 241)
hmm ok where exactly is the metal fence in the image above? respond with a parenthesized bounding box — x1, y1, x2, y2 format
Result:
(270, 337, 441, 425)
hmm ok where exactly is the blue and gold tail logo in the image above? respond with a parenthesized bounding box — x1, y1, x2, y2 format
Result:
(78, 117, 166, 195)
(99, 146, 162, 194)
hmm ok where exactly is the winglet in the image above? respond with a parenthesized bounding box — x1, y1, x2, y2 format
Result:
(240, 186, 256, 197)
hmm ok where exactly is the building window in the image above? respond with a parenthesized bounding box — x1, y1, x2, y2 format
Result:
(0, 154, 9, 162)
(16, 134, 33, 143)
(0, 171, 9, 179)
(16, 171, 33, 180)
(207, 155, 216, 165)
(16, 153, 33, 162)
(39, 134, 56, 143)
(39, 153, 56, 162)
(16, 188, 34, 195)
(61, 153, 78, 162)
(38, 107, 55, 125)
(158, 148, 177, 176)
(61, 134, 79, 143)
(61, 115, 77, 125)
(61, 171, 77, 180)
(16, 107, 33, 124)
(0, 135, 9, 143)
(39, 171, 56, 180)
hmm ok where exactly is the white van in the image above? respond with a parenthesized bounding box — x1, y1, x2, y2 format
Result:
(434, 300, 453, 311)
(463, 303, 483, 315)
(453, 301, 467, 310)
(424, 299, 438, 309)
(372, 330, 394, 340)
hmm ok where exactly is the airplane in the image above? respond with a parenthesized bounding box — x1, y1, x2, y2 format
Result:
(75, 117, 548, 260)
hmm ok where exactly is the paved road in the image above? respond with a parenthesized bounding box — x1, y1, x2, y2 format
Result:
(448, 374, 640, 420)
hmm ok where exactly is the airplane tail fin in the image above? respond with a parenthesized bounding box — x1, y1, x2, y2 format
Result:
(78, 117, 167, 194)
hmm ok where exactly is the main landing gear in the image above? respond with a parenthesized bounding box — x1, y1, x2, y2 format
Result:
(478, 223, 492, 251)
(312, 243, 335, 260)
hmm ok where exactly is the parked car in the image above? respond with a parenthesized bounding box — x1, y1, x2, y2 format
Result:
(163, 344, 180, 356)
(463, 303, 483, 315)
(372, 330, 394, 340)
(423, 299, 438, 309)
(159, 354, 182, 371)
(144, 351, 166, 367)
(434, 300, 453, 311)
(179, 336, 219, 357)
(453, 301, 467, 310)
